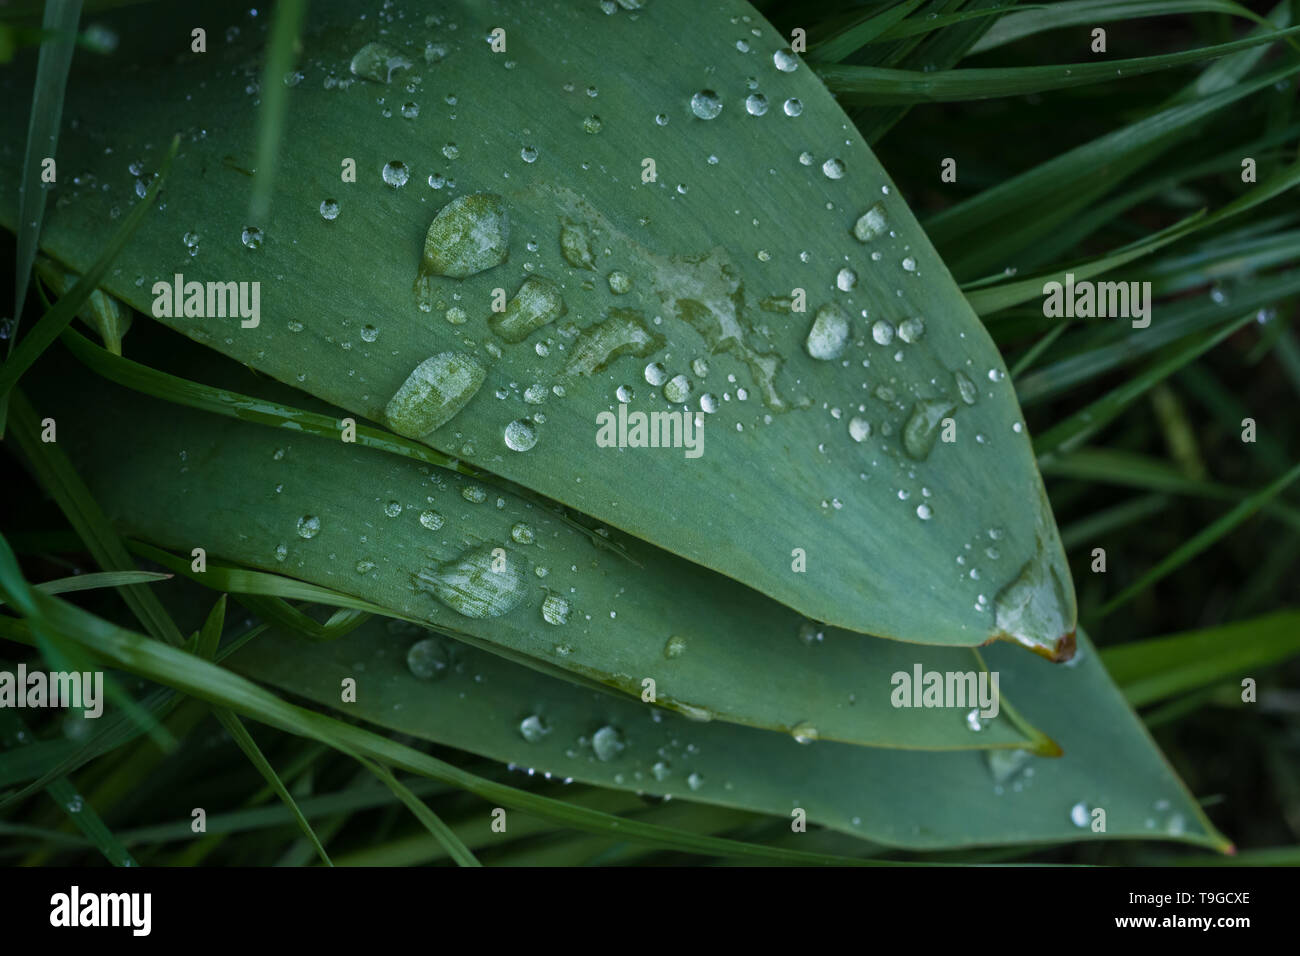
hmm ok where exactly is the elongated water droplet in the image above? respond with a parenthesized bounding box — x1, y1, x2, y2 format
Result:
(385, 352, 486, 438)
(559, 219, 596, 270)
(489, 275, 566, 343)
(902, 399, 956, 460)
(415, 544, 527, 619)
(954, 370, 978, 405)
(350, 42, 411, 83)
(417, 192, 509, 281)
(567, 309, 665, 376)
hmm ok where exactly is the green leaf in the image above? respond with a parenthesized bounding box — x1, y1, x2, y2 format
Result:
(0, 0, 1076, 658)
(1100, 611, 1300, 708)
(228, 613, 1229, 851)
(817, 26, 1300, 104)
(32, 336, 1057, 754)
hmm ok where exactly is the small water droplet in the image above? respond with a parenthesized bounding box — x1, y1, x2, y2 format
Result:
(836, 267, 857, 291)
(773, 48, 798, 72)
(791, 721, 818, 744)
(384, 500, 403, 518)
(593, 725, 625, 761)
(664, 635, 687, 658)
(419, 510, 444, 531)
(822, 158, 845, 180)
(849, 416, 872, 442)
(806, 303, 850, 360)
(520, 145, 538, 163)
(607, 270, 633, 294)
(382, 160, 410, 187)
(745, 93, 769, 116)
(519, 714, 549, 742)
(296, 515, 320, 539)
(644, 362, 667, 386)
(240, 225, 263, 249)
(1070, 801, 1089, 827)
(504, 418, 538, 452)
(783, 97, 803, 116)
(871, 320, 895, 345)
(407, 637, 450, 680)
(897, 316, 925, 343)
(542, 593, 571, 625)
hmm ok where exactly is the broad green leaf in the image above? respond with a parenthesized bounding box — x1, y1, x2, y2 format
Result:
(30, 337, 1055, 754)
(228, 613, 1228, 851)
(0, 0, 1076, 658)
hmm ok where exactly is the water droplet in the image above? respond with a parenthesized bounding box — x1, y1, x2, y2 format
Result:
(836, 267, 857, 291)
(783, 97, 803, 116)
(954, 371, 977, 405)
(559, 219, 596, 270)
(519, 714, 549, 742)
(504, 418, 538, 452)
(805, 303, 850, 360)
(663, 373, 691, 404)
(542, 593, 571, 625)
(1070, 801, 1089, 827)
(350, 42, 411, 83)
(745, 93, 768, 116)
(902, 256, 917, 272)
(417, 192, 509, 281)
(592, 725, 625, 761)
(690, 89, 723, 119)
(415, 544, 527, 619)
(965, 709, 984, 732)
(798, 151, 814, 166)
(407, 637, 450, 680)
(385, 352, 486, 438)
(687, 771, 704, 791)
(419, 510, 444, 531)
(182, 231, 201, 256)
(898, 317, 925, 343)
(655, 112, 669, 126)
(849, 416, 872, 442)
(384, 500, 403, 518)
(773, 48, 798, 72)
(274, 543, 288, 561)
(462, 485, 487, 503)
(797, 622, 824, 645)
(822, 158, 845, 180)
(616, 384, 635, 403)
(644, 362, 667, 386)
(567, 310, 664, 376)
(510, 522, 535, 545)
(240, 225, 263, 249)
(607, 270, 633, 294)
(791, 721, 818, 744)
(489, 275, 565, 343)
(382, 160, 410, 188)
(699, 392, 718, 413)
(664, 635, 687, 658)
(442, 142, 460, 160)
(582, 114, 603, 134)
(296, 515, 320, 539)
(401, 101, 420, 119)
(871, 320, 895, 345)
(916, 503, 933, 520)
(360, 324, 379, 343)
(902, 399, 956, 460)
(652, 760, 671, 781)
(852, 202, 888, 242)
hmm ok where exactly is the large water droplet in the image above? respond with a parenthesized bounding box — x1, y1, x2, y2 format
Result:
(417, 192, 509, 282)
(663, 373, 691, 404)
(519, 714, 549, 742)
(504, 418, 538, 452)
(489, 275, 566, 343)
(690, 90, 723, 119)
(805, 303, 850, 360)
(541, 593, 570, 625)
(415, 544, 527, 619)
(853, 202, 888, 242)
(592, 725, 625, 761)
(773, 48, 799, 72)
(385, 352, 486, 438)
